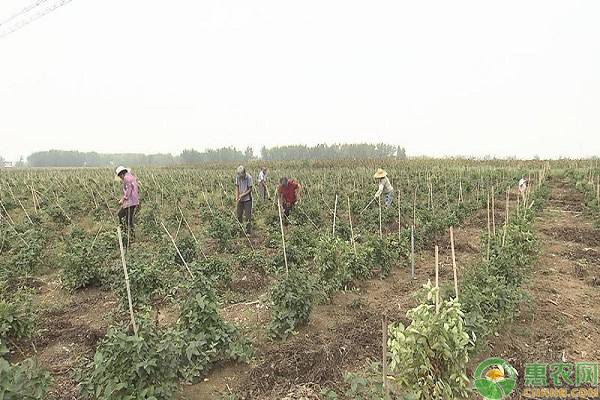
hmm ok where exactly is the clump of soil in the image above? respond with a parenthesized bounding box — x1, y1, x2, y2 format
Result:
(237, 310, 382, 399)
(561, 247, 600, 265)
(540, 226, 600, 247)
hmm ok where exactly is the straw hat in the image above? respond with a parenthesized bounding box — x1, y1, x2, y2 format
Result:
(373, 168, 387, 179)
(115, 166, 128, 176)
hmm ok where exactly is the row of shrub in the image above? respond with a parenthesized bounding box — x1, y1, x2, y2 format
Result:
(323, 178, 549, 399)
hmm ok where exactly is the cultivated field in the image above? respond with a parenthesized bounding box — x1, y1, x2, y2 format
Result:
(1, 159, 599, 399)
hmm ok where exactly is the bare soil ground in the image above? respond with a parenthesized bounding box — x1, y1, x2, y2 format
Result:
(469, 178, 600, 398)
(16, 274, 117, 400)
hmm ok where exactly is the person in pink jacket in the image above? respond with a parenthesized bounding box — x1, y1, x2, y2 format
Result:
(116, 166, 139, 240)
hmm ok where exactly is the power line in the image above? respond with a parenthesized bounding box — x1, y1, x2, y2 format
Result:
(0, 0, 48, 27)
(0, 0, 75, 39)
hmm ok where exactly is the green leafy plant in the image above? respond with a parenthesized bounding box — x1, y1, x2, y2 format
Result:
(314, 236, 352, 298)
(388, 282, 472, 400)
(0, 287, 36, 343)
(110, 250, 164, 309)
(208, 215, 236, 250)
(268, 269, 314, 339)
(0, 340, 51, 400)
(176, 275, 252, 382)
(59, 228, 115, 291)
(80, 318, 182, 400)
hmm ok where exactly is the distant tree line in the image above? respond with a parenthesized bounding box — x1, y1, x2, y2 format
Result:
(260, 143, 406, 161)
(24, 143, 405, 167)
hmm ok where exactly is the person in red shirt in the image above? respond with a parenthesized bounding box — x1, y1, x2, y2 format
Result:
(277, 177, 301, 218)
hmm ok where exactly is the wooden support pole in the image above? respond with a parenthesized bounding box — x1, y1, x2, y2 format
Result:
(486, 193, 491, 260)
(410, 225, 415, 279)
(378, 195, 383, 239)
(491, 187, 496, 236)
(502, 187, 510, 247)
(397, 192, 402, 243)
(382, 317, 389, 400)
(450, 227, 458, 299)
(117, 227, 138, 336)
(277, 198, 289, 277)
(348, 196, 357, 256)
(332, 194, 338, 237)
(435, 245, 440, 313)
(160, 221, 194, 278)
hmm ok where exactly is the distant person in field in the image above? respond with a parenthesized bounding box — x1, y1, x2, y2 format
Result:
(277, 177, 301, 218)
(235, 166, 253, 234)
(519, 176, 528, 199)
(258, 166, 269, 201)
(373, 168, 394, 207)
(116, 166, 139, 240)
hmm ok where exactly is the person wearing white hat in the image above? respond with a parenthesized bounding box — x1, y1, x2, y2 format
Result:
(373, 168, 394, 207)
(235, 165, 253, 234)
(116, 166, 139, 241)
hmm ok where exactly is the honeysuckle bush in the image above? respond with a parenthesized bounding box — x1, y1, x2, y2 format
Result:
(1, 227, 45, 282)
(314, 236, 353, 299)
(174, 235, 198, 266)
(80, 317, 182, 400)
(267, 268, 315, 339)
(567, 167, 600, 226)
(189, 256, 232, 289)
(82, 276, 251, 398)
(462, 183, 547, 343)
(109, 248, 177, 309)
(387, 282, 472, 400)
(0, 340, 51, 400)
(59, 228, 116, 291)
(207, 214, 237, 250)
(0, 286, 36, 343)
(176, 275, 252, 382)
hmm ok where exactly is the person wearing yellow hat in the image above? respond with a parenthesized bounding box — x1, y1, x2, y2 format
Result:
(373, 168, 394, 206)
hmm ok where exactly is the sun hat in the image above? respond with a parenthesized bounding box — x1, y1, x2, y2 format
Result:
(373, 168, 387, 179)
(115, 166, 128, 176)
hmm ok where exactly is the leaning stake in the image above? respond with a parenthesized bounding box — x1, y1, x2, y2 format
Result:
(117, 227, 138, 336)
(277, 198, 289, 276)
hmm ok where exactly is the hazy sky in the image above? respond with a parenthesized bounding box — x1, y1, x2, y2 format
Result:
(1, 0, 599, 161)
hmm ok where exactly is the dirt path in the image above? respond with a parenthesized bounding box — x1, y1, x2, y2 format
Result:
(471, 177, 600, 393)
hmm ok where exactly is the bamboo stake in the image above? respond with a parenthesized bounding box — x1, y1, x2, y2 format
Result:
(491, 187, 496, 236)
(178, 206, 208, 260)
(30, 185, 38, 213)
(378, 195, 383, 239)
(54, 192, 71, 222)
(412, 187, 417, 227)
(117, 227, 138, 336)
(160, 221, 194, 278)
(450, 227, 458, 299)
(502, 188, 509, 247)
(229, 209, 256, 250)
(486, 193, 491, 260)
(332, 194, 338, 237)
(277, 198, 289, 276)
(348, 197, 357, 256)
(0, 200, 15, 225)
(382, 317, 389, 400)
(435, 245, 440, 314)
(410, 225, 415, 279)
(397, 192, 402, 243)
(8, 187, 32, 225)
